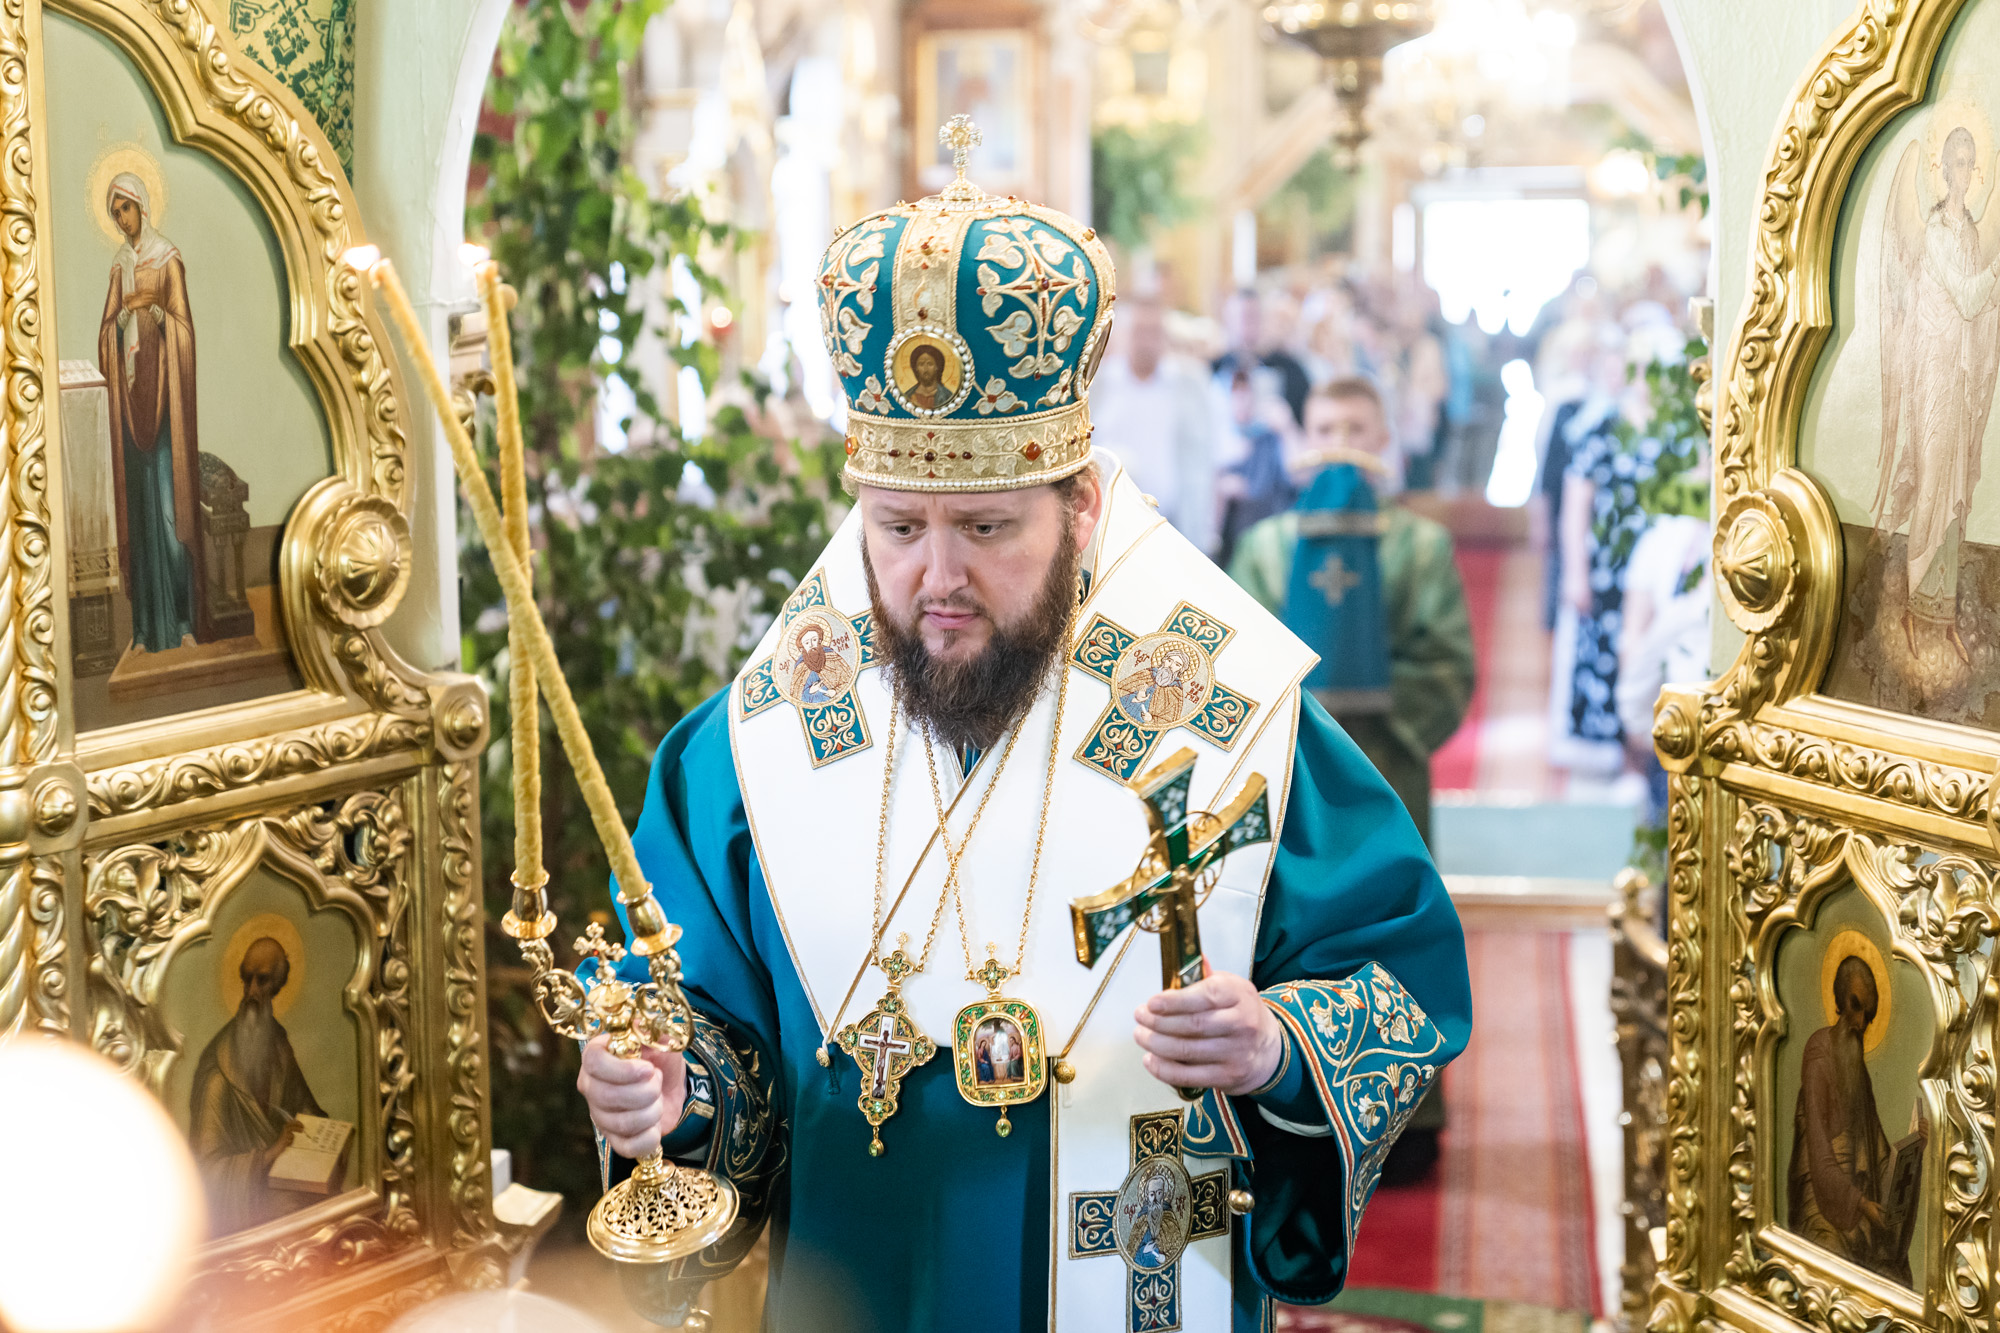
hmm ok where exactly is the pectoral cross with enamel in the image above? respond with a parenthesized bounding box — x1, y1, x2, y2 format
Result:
(834, 941, 938, 1156)
(1068, 748, 1273, 1100)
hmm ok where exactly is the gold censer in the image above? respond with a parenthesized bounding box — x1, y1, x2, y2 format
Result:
(349, 243, 740, 1292)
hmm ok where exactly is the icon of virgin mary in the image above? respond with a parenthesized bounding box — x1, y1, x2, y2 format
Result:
(96, 170, 215, 653)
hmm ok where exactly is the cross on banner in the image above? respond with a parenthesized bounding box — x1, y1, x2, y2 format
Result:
(1308, 553, 1364, 606)
(1069, 747, 1273, 1098)
(1070, 601, 1259, 783)
(1068, 1109, 1230, 1333)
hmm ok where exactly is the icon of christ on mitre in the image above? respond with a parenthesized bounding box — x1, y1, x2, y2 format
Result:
(576, 118, 1469, 1333)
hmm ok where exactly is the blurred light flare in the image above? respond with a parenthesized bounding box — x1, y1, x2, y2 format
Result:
(1422, 196, 1590, 336)
(0, 1040, 206, 1333)
(1485, 358, 1547, 507)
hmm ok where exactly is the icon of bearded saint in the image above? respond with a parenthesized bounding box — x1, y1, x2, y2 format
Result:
(1115, 643, 1201, 727)
(1124, 1164, 1187, 1271)
(785, 621, 854, 706)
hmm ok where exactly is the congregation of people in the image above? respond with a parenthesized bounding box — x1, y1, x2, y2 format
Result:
(1092, 262, 1715, 826)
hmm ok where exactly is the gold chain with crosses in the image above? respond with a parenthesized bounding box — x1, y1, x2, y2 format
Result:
(927, 620, 1075, 990)
(874, 683, 1023, 978)
(818, 595, 1154, 1096)
(813, 685, 1018, 1065)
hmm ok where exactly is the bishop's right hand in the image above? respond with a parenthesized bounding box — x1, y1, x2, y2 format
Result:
(578, 1034, 687, 1159)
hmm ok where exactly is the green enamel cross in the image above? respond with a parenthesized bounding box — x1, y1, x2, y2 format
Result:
(1069, 747, 1274, 1099)
(972, 951, 1012, 995)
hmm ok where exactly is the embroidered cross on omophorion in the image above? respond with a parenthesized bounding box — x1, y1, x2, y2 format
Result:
(1069, 1108, 1230, 1333)
(1070, 601, 1257, 782)
(738, 570, 880, 767)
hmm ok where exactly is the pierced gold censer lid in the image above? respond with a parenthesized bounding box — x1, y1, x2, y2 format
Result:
(509, 893, 742, 1268)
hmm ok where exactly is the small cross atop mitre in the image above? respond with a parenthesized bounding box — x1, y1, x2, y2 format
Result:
(939, 114, 984, 202)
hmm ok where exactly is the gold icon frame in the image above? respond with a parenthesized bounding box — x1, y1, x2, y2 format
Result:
(0, 0, 514, 1327)
(951, 996, 1048, 1108)
(1654, 3, 2000, 1333)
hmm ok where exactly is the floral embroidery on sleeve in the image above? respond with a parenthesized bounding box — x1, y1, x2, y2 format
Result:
(1264, 963, 1449, 1259)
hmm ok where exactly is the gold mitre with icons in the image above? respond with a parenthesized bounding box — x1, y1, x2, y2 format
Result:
(817, 116, 1117, 492)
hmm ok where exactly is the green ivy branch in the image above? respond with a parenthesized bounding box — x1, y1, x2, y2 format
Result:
(1090, 122, 1203, 254)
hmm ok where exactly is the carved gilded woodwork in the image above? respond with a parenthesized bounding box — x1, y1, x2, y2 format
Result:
(0, 0, 514, 1326)
(1654, 4, 2000, 1333)
(1611, 869, 1670, 1330)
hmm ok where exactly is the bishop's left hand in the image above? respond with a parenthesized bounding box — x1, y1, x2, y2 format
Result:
(1133, 967, 1284, 1095)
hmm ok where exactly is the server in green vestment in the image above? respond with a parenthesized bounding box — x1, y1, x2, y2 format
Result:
(573, 122, 1469, 1333)
(1229, 378, 1476, 847)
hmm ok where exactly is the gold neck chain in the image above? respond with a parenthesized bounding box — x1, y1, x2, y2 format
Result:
(870, 682, 1023, 978)
(927, 634, 1074, 989)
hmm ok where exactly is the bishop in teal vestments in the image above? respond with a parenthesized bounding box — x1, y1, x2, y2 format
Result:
(577, 128, 1470, 1333)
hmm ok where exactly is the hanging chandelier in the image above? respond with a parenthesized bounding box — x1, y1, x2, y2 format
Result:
(1261, 1, 1437, 163)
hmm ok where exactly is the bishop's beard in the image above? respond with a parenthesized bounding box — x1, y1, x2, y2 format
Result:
(864, 523, 1080, 752)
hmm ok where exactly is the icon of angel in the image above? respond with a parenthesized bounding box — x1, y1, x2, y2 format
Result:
(782, 621, 854, 706)
(1873, 119, 2000, 664)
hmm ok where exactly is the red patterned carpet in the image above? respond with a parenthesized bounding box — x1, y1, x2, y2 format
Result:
(1280, 1289, 1587, 1333)
(1286, 931, 1601, 1322)
(1428, 545, 1505, 793)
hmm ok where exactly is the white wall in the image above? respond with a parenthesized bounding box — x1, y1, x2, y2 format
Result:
(351, 0, 512, 672)
(1659, 0, 1853, 669)
(1661, 0, 1853, 365)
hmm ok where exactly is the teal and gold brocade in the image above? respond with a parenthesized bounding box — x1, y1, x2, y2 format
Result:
(229, 0, 355, 169)
(1183, 963, 1450, 1299)
(817, 188, 1116, 493)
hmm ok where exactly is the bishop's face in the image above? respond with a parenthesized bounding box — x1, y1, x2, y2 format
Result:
(859, 476, 1102, 664)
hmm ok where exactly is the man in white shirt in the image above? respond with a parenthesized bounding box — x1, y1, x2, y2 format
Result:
(1089, 294, 1221, 552)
